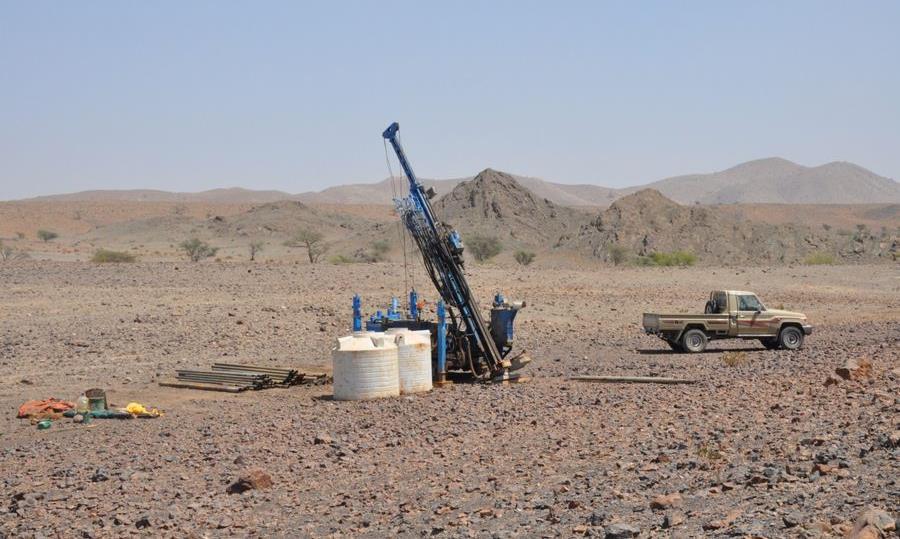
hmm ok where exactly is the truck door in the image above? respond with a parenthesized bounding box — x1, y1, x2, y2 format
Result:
(736, 294, 775, 336)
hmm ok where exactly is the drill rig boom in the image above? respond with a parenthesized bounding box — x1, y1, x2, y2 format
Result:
(382, 122, 527, 379)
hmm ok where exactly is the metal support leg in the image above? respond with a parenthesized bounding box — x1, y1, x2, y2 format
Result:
(436, 300, 447, 385)
(352, 295, 362, 332)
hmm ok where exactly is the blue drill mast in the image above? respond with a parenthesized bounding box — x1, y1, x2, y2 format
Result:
(362, 122, 529, 381)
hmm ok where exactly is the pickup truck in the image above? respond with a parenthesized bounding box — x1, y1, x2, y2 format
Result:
(643, 290, 812, 353)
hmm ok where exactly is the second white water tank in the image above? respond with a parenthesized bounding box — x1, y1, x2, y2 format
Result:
(386, 328, 433, 394)
(332, 332, 399, 401)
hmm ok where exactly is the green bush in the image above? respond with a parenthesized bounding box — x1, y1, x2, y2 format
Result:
(635, 250, 697, 267)
(804, 251, 835, 265)
(467, 235, 502, 262)
(91, 249, 137, 263)
(514, 250, 536, 266)
(37, 229, 58, 242)
(179, 238, 218, 262)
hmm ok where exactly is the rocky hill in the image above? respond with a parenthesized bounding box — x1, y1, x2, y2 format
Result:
(578, 189, 898, 264)
(432, 169, 589, 247)
(642, 158, 900, 204)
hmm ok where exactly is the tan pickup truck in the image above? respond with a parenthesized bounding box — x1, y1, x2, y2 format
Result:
(643, 290, 812, 353)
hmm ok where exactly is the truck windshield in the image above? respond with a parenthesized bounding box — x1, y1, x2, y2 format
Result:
(738, 295, 763, 311)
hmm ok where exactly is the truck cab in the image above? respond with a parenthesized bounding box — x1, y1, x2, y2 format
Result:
(643, 290, 812, 353)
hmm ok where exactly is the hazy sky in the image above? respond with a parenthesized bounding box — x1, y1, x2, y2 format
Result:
(2, 1, 898, 200)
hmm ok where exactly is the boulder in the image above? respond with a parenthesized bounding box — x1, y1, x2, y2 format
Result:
(650, 493, 683, 510)
(227, 469, 273, 494)
(836, 358, 872, 381)
(849, 507, 896, 539)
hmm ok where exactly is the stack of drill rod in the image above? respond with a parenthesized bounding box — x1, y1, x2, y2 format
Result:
(159, 362, 330, 393)
(171, 369, 273, 392)
(211, 363, 297, 386)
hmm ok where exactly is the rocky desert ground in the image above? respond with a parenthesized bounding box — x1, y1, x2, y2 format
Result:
(1, 258, 897, 538)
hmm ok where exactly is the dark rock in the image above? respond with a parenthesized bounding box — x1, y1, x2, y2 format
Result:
(783, 511, 803, 528)
(604, 523, 639, 538)
(90, 469, 109, 482)
(662, 511, 685, 528)
(314, 433, 333, 445)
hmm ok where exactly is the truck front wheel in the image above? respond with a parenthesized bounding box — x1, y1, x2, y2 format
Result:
(778, 326, 804, 351)
(760, 337, 779, 350)
(681, 329, 708, 353)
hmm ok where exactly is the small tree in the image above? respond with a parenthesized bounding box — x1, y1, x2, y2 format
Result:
(608, 244, 628, 266)
(37, 230, 58, 242)
(249, 241, 264, 261)
(180, 238, 218, 262)
(514, 250, 535, 266)
(467, 235, 502, 262)
(285, 229, 327, 264)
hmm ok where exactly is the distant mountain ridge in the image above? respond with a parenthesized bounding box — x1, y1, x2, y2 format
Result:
(18, 157, 900, 206)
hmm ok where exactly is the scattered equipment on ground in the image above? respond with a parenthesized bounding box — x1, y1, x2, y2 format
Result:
(358, 122, 532, 383)
(159, 362, 328, 393)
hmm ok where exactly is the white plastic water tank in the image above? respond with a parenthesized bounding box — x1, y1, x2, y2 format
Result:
(386, 328, 433, 394)
(332, 332, 399, 401)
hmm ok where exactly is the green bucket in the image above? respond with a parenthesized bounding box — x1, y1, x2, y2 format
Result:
(85, 388, 107, 411)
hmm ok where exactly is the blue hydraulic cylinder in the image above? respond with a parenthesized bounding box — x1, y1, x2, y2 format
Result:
(436, 300, 447, 382)
(352, 295, 362, 332)
(409, 289, 418, 319)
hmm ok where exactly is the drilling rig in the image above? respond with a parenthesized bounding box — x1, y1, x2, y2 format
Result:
(358, 122, 531, 382)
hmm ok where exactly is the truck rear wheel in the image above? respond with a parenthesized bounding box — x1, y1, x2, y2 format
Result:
(778, 326, 804, 351)
(680, 329, 708, 353)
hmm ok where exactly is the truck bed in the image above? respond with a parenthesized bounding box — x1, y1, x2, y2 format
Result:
(642, 313, 730, 334)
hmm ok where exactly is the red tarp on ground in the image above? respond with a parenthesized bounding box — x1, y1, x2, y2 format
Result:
(17, 398, 75, 418)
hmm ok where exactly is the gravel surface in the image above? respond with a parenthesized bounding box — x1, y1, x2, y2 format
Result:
(1, 261, 897, 537)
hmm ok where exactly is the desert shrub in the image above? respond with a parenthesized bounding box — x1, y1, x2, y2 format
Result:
(634, 255, 655, 266)
(285, 229, 327, 264)
(804, 251, 835, 265)
(91, 249, 136, 263)
(607, 244, 628, 266)
(1, 241, 30, 261)
(329, 254, 355, 264)
(697, 442, 724, 462)
(467, 235, 502, 262)
(249, 241, 264, 261)
(722, 351, 749, 367)
(37, 229, 58, 242)
(514, 250, 536, 266)
(179, 238, 218, 262)
(15, 232, 25, 239)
